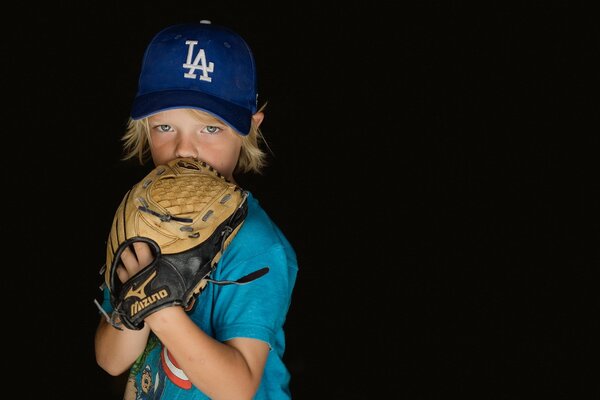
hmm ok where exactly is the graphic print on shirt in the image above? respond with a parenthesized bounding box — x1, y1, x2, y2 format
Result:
(122, 335, 166, 399)
(160, 346, 192, 389)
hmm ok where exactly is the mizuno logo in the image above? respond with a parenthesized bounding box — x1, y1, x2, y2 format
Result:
(183, 40, 214, 81)
(130, 289, 169, 317)
(125, 271, 157, 300)
(124, 271, 170, 317)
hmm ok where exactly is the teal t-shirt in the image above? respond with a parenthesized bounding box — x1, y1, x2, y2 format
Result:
(102, 192, 298, 399)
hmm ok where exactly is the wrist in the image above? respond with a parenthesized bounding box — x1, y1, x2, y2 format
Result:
(145, 305, 185, 331)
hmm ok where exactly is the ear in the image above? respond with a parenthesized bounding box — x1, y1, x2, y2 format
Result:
(251, 112, 264, 128)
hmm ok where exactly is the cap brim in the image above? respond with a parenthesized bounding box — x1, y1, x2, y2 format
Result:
(131, 90, 252, 136)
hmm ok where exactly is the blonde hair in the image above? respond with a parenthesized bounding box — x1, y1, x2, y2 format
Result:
(120, 105, 270, 174)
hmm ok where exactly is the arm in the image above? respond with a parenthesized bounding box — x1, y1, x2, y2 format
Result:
(94, 242, 153, 376)
(95, 241, 270, 398)
(146, 307, 270, 400)
(94, 317, 151, 376)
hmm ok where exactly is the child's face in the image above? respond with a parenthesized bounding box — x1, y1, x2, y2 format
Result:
(147, 108, 242, 181)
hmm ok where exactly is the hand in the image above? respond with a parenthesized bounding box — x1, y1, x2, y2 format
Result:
(116, 241, 155, 283)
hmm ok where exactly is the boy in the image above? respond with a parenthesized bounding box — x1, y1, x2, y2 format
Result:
(94, 20, 298, 400)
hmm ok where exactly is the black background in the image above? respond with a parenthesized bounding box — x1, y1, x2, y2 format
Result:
(2, 1, 599, 398)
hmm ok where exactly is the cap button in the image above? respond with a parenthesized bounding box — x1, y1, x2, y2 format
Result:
(200, 20, 211, 24)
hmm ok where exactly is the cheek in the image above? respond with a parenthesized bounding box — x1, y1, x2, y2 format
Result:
(149, 139, 174, 165)
(149, 150, 164, 166)
(212, 144, 241, 177)
(226, 142, 242, 168)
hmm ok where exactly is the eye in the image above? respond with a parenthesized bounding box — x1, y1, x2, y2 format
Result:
(155, 124, 173, 133)
(203, 126, 221, 134)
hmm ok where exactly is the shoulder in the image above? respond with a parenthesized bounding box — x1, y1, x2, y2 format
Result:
(218, 192, 297, 276)
(236, 192, 296, 260)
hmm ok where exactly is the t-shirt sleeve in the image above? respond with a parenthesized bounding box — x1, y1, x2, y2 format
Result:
(211, 243, 297, 349)
(100, 286, 114, 313)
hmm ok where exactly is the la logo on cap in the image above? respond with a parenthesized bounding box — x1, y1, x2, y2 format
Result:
(183, 41, 215, 82)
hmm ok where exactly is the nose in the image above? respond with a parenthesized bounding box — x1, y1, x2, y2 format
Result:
(174, 134, 198, 160)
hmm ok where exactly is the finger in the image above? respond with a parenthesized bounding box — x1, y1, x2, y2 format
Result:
(132, 241, 155, 269)
(116, 264, 130, 283)
(119, 245, 140, 271)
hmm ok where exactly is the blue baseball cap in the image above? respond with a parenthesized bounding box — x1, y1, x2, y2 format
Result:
(131, 21, 258, 136)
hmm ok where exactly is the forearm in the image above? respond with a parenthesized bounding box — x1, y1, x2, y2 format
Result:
(146, 307, 266, 400)
(94, 317, 151, 376)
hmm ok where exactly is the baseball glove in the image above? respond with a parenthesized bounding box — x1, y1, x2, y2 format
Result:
(96, 157, 267, 330)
